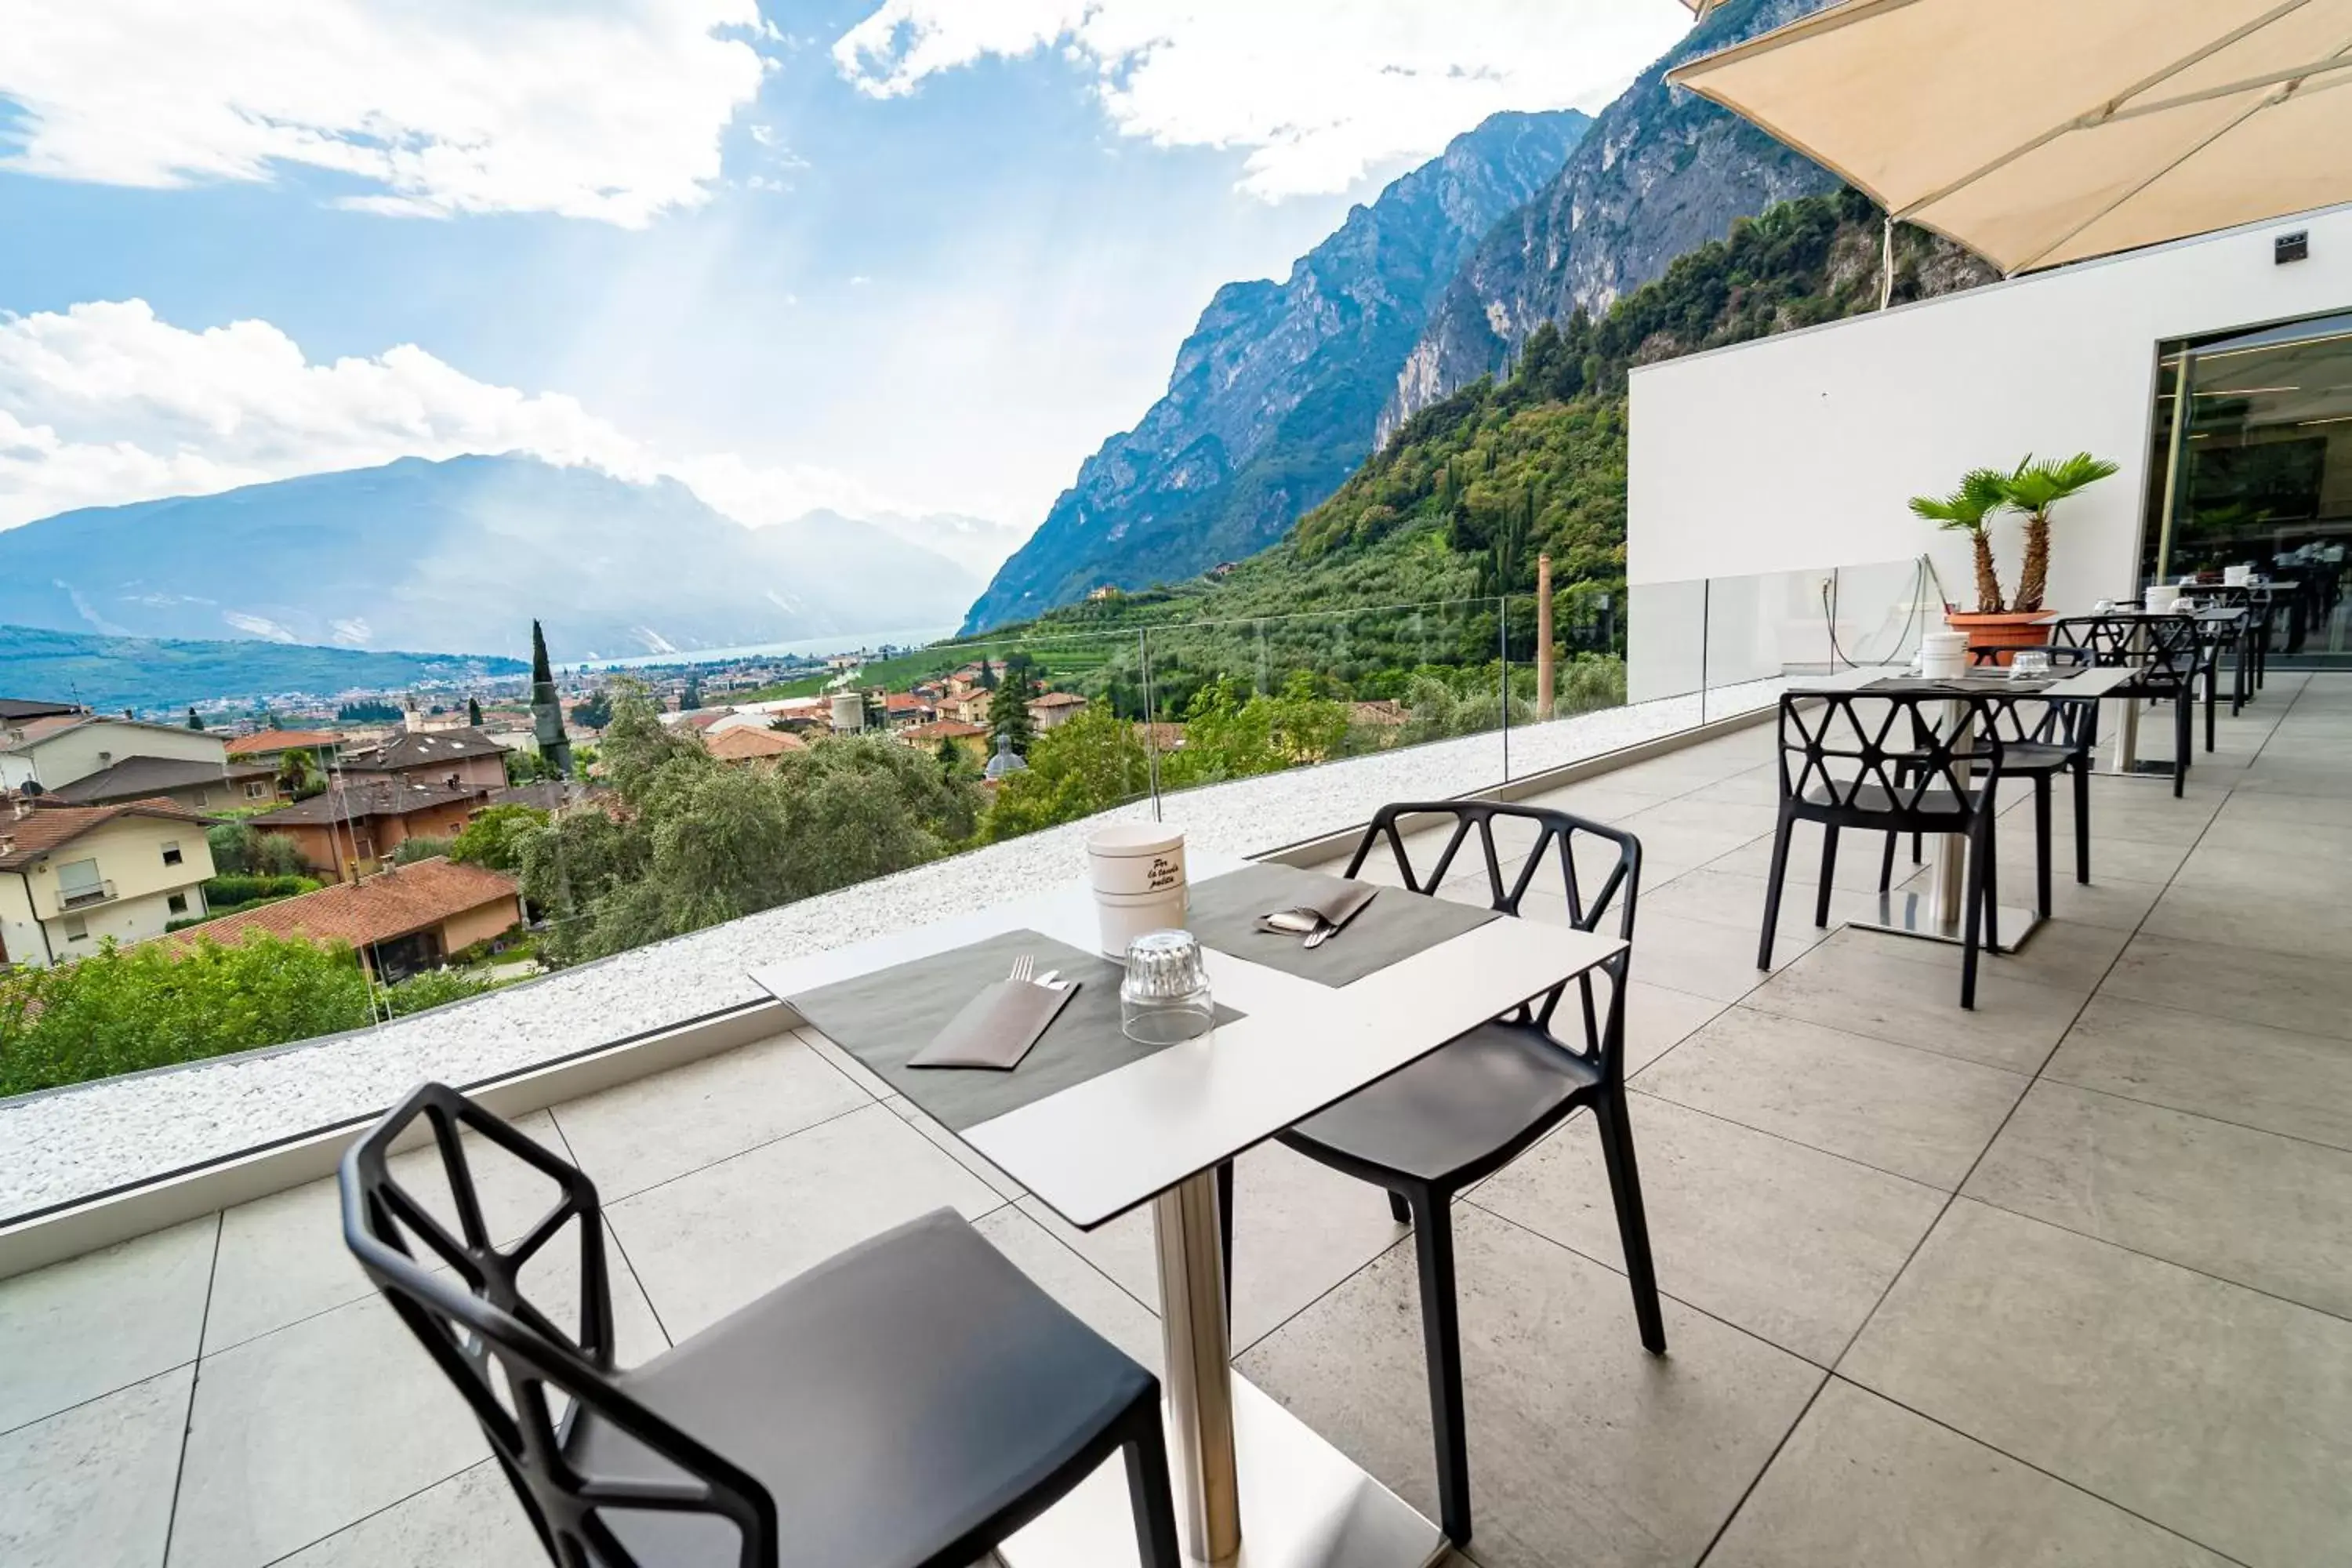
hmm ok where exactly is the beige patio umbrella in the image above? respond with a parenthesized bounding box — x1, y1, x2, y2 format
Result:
(1668, 0, 2352, 274)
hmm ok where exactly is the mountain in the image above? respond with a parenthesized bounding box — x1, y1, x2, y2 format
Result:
(1377, 0, 1841, 441)
(0, 623, 525, 717)
(977, 191, 1994, 645)
(0, 456, 983, 662)
(961, 107, 1592, 633)
(858, 510, 1031, 579)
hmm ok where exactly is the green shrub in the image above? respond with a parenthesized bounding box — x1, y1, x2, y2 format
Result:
(379, 969, 495, 1018)
(201, 873, 321, 909)
(390, 837, 452, 865)
(0, 934, 376, 1096)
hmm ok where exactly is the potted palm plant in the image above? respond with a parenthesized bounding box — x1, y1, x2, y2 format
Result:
(1909, 469, 2049, 657)
(2003, 451, 2121, 612)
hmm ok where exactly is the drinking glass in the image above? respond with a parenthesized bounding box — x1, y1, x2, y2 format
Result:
(1120, 929, 1214, 1044)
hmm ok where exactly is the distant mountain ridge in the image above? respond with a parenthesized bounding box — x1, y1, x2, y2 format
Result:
(0, 623, 525, 717)
(0, 455, 985, 662)
(962, 107, 1592, 633)
(1377, 0, 1838, 441)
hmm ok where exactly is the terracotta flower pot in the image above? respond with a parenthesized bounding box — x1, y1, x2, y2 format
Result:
(1944, 609, 2056, 667)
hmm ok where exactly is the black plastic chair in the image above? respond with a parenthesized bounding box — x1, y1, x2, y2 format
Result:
(1760, 690, 2008, 1007)
(1951, 654, 2103, 907)
(341, 1083, 1181, 1568)
(2049, 615, 2200, 797)
(1227, 800, 1662, 1547)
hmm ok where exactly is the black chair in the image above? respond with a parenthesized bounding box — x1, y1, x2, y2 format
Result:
(1951, 654, 2103, 908)
(1759, 690, 2008, 1007)
(341, 1083, 1181, 1568)
(1225, 800, 1663, 1547)
(2046, 615, 2201, 797)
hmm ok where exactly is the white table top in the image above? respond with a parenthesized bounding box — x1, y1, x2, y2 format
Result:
(750, 853, 1624, 1230)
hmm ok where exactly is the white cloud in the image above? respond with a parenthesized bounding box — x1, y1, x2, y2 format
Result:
(0, 299, 913, 528)
(0, 1, 769, 226)
(833, 0, 1688, 199)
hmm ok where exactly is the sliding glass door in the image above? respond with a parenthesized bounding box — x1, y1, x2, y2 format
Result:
(2143, 310, 2352, 665)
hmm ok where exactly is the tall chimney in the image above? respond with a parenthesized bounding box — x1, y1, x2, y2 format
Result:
(1534, 554, 1555, 722)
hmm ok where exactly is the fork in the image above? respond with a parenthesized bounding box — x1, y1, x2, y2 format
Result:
(1009, 954, 1033, 983)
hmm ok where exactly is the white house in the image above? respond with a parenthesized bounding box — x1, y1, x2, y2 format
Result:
(0, 715, 232, 794)
(1625, 202, 2352, 698)
(0, 800, 218, 967)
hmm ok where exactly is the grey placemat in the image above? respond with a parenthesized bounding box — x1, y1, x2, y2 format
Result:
(787, 928, 1238, 1132)
(1185, 862, 1499, 988)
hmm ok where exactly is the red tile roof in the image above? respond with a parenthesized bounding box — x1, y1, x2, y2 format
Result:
(0, 799, 212, 870)
(706, 726, 808, 761)
(1028, 691, 1087, 708)
(901, 720, 986, 742)
(170, 858, 521, 954)
(227, 728, 344, 757)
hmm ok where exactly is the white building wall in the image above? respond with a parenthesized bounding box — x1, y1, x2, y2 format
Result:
(1625, 205, 2352, 694)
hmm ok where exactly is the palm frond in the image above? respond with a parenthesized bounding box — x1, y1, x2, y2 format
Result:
(2002, 451, 2120, 510)
(1907, 466, 2009, 530)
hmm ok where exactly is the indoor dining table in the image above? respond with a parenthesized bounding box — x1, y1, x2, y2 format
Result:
(750, 850, 1623, 1568)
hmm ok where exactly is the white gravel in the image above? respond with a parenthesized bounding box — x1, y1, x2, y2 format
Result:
(0, 681, 1780, 1220)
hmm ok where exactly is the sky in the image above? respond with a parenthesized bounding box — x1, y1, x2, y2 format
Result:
(0, 1, 1690, 545)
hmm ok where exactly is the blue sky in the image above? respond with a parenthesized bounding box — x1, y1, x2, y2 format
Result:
(0, 2, 1686, 545)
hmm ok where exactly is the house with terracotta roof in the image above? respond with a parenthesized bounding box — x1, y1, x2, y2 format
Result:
(0, 714, 230, 794)
(171, 857, 524, 982)
(704, 726, 808, 766)
(898, 718, 989, 760)
(226, 729, 345, 768)
(336, 726, 510, 793)
(1026, 690, 1088, 731)
(248, 781, 484, 884)
(0, 799, 217, 968)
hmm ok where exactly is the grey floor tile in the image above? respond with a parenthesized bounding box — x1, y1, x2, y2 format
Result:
(1633, 1007, 2027, 1190)
(270, 1461, 540, 1567)
(1705, 820, 1922, 892)
(1705, 1377, 2231, 1568)
(1840, 1200, 2352, 1568)
(1019, 1140, 1413, 1353)
(0, 1214, 213, 1432)
(2210, 787, 2352, 829)
(206, 1110, 572, 1356)
(1237, 1205, 1821, 1568)
(2046, 993, 2352, 1150)
(2101, 932, 2352, 1040)
(2140, 881, 2352, 964)
(0, 1364, 187, 1568)
(1583, 904, 1773, 1004)
(1835, 916, 2132, 1000)
(551, 1030, 871, 1200)
(2191, 812, 2352, 859)
(1742, 933, 2085, 1075)
(1964, 1080, 2352, 1317)
(791, 1024, 892, 1098)
(170, 1229, 665, 1568)
(1619, 979, 1730, 1073)
(882, 1094, 1026, 1200)
(972, 1206, 1163, 1374)
(170, 1296, 488, 1568)
(605, 1101, 1001, 1340)
(1472, 1094, 1944, 1366)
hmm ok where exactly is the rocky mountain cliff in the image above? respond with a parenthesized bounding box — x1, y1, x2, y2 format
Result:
(0, 455, 983, 662)
(962, 108, 1590, 633)
(1377, 0, 1840, 442)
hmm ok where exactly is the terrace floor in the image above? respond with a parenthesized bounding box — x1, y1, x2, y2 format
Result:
(5, 673, 2350, 1568)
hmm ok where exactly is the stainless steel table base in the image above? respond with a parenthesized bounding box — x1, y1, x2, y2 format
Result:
(999, 1377, 1449, 1568)
(1848, 888, 2043, 949)
(1153, 1169, 1242, 1562)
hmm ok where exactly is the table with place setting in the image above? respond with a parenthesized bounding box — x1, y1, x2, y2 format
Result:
(1779, 662, 2131, 953)
(750, 848, 1623, 1568)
